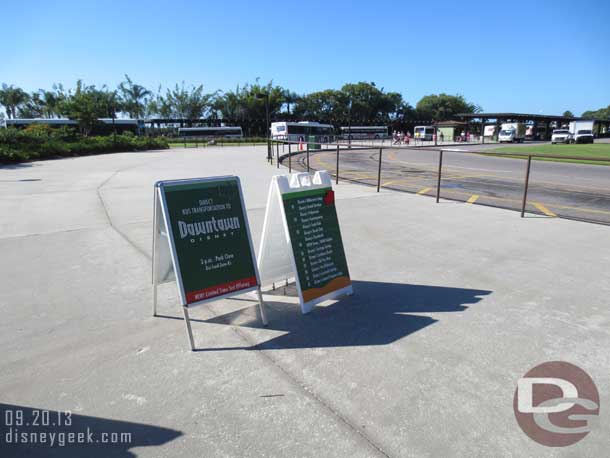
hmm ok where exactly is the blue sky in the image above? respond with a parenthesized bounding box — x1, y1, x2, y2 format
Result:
(2, 0, 609, 115)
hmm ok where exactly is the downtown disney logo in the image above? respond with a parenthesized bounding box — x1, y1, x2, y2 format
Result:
(513, 361, 600, 447)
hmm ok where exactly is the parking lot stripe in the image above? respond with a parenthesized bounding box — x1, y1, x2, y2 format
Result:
(417, 187, 432, 195)
(532, 202, 557, 217)
(467, 194, 479, 204)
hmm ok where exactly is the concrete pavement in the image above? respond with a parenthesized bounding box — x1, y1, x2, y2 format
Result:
(1, 146, 610, 457)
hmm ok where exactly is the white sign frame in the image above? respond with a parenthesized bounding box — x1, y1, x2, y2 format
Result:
(258, 171, 353, 314)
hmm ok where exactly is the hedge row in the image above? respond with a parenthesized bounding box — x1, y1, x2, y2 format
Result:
(0, 126, 169, 163)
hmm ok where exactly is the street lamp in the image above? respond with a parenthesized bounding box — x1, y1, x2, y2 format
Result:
(256, 92, 271, 162)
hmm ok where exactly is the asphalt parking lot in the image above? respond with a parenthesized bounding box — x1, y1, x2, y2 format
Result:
(286, 142, 610, 224)
(2, 145, 610, 457)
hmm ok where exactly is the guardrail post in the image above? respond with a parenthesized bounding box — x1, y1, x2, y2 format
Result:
(521, 155, 532, 217)
(377, 148, 383, 192)
(306, 142, 310, 172)
(336, 143, 340, 185)
(288, 143, 292, 173)
(436, 150, 444, 203)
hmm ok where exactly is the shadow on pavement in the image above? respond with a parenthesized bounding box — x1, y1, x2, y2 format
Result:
(0, 404, 182, 458)
(195, 280, 491, 351)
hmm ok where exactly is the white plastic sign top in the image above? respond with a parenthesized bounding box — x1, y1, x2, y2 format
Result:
(258, 171, 352, 314)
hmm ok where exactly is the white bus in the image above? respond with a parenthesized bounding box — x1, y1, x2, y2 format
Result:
(177, 126, 243, 138)
(270, 121, 334, 142)
(414, 126, 435, 141)
(340, 126, 389, 140)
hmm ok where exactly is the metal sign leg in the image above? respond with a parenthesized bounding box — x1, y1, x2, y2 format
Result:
(256, 287, 269, 326)
(182, 306, 196, 351)
(152, 188, 159, 317)
(152, 277, 158, 317)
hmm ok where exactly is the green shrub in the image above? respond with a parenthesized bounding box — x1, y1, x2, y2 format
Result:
(0, 128, 169, 163)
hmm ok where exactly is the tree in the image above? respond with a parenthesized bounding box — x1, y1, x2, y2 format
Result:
(293, 89, 346, 121)
(581, 105, 610, 120)
(282, 89, 299, 115)
(164, 82, 214, 120)
(60, 80, 118, 135)
(145, 85, 172, 118)
(415, 93, 480, 121)
(212, 80, 287, 135)
(14, 85, 67, 118)
(292, 82, 404, 125)
(0, 84, 30, 119)
(562, 110, 574, 118)
(18, 92, 45, 118)
(118, 75, 151, 119)
(39, 85, 67, 118)
(341, 82, 404, 124)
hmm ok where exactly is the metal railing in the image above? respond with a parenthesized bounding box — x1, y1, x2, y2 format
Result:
(270, 139, 610, 224)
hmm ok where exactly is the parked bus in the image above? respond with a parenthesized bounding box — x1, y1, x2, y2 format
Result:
(340, 126, 389, 140)
(177, 126, 243, 139)
(413, 126, 435, 141)
(270, 121, 334, 143)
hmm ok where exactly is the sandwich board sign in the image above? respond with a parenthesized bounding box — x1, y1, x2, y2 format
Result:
(152, 176, 267, 350)
(258, 171, 352, 313)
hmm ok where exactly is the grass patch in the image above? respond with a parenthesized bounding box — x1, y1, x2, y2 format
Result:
(489, 143, 610, 165)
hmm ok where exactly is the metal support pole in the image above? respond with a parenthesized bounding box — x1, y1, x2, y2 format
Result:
(152, 187, 158, 317)
(276, 141, 280, 169)
(306, 142, 310, 172)
(256, 287, 268, 326)
(521, 155, 532, 217)
(288, 143, 292, 173)
(377, 148, 383, 192)
(182, 307, 195, 351)
(266, 99, 271, 162)
(436, 150, 444, 203)
(336, 144, 340, 185)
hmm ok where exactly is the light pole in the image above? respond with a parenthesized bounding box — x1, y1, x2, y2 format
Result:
(347, 99, 352, 149)
(256, 92, 271, 162)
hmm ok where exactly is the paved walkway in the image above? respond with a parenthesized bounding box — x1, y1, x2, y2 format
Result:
(1, 146, 609, 457)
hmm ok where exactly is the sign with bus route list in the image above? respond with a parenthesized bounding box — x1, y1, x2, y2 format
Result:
(281, 183, 351, 305)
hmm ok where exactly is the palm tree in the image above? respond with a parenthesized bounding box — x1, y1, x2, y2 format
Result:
(0, 84, 30, 118)
(283, 90, 299, 116)
(118, 75, 152, 119)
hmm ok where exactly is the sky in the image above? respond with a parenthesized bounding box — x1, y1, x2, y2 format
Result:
(2, 0, 609, 115)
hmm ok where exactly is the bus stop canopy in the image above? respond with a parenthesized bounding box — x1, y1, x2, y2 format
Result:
(455, 112, 604, 123)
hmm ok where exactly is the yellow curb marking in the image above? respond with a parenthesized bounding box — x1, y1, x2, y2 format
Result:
(531, 202, 557, 217)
